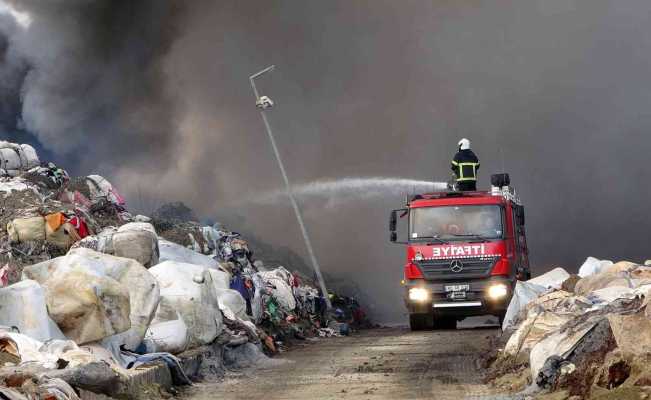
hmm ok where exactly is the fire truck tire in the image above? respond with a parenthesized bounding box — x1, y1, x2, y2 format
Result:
(434, 317, 456, 330)
(409, 314, 433, 331)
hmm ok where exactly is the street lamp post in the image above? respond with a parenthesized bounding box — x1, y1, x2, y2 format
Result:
(249, 66, 332, 310)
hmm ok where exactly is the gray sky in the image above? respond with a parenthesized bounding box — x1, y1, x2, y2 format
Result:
(2, 0, 651, 321)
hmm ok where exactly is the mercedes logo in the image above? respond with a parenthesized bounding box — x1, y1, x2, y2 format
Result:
(450, 260, 464, 273)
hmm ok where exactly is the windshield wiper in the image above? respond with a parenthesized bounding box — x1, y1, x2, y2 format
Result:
(450, 233, 490, 242)
(413, 235, 449, 244)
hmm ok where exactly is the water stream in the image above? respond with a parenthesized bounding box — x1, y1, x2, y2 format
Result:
(255, 177, 448, 206)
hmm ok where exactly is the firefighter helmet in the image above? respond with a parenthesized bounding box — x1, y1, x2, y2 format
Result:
(458, 138, 470, 150)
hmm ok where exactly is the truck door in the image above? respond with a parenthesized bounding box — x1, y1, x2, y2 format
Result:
(512, 204, 530, 279)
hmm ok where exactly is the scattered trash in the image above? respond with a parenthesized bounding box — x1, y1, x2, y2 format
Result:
(489, 257, 651, 398)
(0, 155, 364, 398)
(0, 264, 9, 287)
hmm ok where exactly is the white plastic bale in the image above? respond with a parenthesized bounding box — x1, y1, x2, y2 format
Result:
(45, 270, 131, 344)
(117, 222, 157, 237)
(98, 253, 161, 351)
(216, 289, 248, 320)
(7, 216, 46, 243)
(0, 148, 21, 171)
(501, 281, 547, 331)
(23, 248, 160, 347)
(0, 280, 65, 342)
(527, 267, 571, 290)
(578, 257, 613, 278)
(158, 239, 219, 268)
(143, 317, 189, 354)
(149, 261, 223, 348)
(207, 268, 230, 291)
(0, 143, 40, 176)
(19, 144, 40, 169)
(111, 230, 159, 268)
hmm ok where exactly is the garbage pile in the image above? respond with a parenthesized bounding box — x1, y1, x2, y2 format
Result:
(486, 257, 651, 399)
(0, 141, 363, 399)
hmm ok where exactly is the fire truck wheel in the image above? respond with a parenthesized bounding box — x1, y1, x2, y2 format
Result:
(434, 317, 456, 330)
(409, 314, 433, 331)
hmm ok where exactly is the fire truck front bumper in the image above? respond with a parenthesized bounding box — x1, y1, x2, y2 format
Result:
(403, 277, 513, 318)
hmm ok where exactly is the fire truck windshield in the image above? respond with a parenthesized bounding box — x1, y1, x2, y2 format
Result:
(410, 205, 503, 241)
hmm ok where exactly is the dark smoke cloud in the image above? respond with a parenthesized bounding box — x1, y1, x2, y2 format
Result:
(0, 0, 182, 173)
(2, 0, 651, 322)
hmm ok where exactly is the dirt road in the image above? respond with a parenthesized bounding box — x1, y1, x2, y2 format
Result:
(181, 323, 510, 400)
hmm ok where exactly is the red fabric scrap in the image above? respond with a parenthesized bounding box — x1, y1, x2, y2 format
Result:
(0, 264, 9, 287)
(67, 216, 90, 238)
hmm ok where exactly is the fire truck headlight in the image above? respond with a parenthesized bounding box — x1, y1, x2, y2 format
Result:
(408, 287, 429, 302)
(487, 283, 509, 300)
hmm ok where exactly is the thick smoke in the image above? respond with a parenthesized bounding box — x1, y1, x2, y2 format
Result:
(2, 0, 651, 322)
(0, 0, 182, 174)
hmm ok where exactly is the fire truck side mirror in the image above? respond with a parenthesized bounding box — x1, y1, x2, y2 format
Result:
(390, 231, 398, 242)
(389, 210, 397, 232)
(516, 206, 525, 225)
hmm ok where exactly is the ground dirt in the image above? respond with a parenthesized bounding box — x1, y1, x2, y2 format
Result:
(180, 325, 514, 400)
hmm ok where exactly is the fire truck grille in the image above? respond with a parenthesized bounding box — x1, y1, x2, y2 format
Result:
(416, 258, 497, 280)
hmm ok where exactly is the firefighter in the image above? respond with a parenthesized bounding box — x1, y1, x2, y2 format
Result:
(451, 138, 480, 191)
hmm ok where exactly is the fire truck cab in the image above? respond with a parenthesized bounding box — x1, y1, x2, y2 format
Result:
(390, 174, 529, 330)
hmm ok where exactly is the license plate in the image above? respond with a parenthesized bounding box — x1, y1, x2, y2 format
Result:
(445, 284, 470, 292)
(448, 291, 467, 300)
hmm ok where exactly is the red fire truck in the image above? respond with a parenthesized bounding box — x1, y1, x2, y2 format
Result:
(389, 174, 529, 330)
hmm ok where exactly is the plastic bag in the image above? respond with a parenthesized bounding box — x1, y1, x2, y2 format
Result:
(578, 257, 613, 278)
(502, 281, 547, 331)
